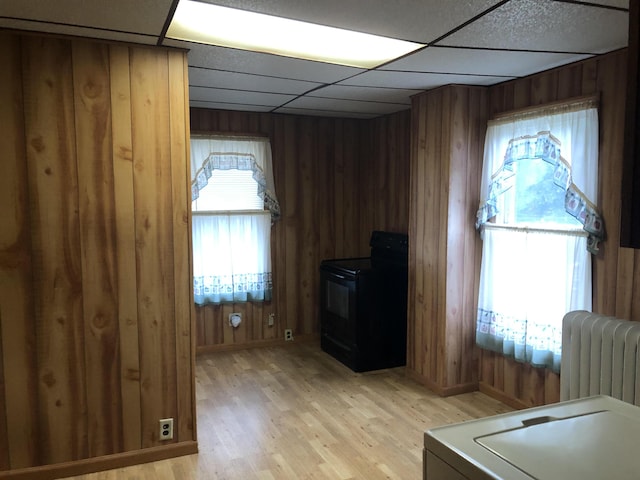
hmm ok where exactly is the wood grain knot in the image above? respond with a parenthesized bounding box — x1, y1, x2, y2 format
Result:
(83, 80, 102, 99)
(42, 370, 56, 387)
(93, 314, 107, 329)
(118, 145, 133, 161)
(31, 136, 45, 153)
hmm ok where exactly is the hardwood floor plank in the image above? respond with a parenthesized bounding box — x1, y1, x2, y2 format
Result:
(63, 343, 511, 479)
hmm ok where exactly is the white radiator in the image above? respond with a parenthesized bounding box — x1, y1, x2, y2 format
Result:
(560, 310, 640, 406)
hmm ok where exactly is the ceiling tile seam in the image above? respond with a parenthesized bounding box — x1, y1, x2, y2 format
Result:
(426, 0, 512, 46)
(188, 65, 323, 86)
(428, 43, 610, 56)
(549, 0, 629, 12)
(312, 85, 425, 93)
(0, 16, 159, 40)
(365, 68, 516, 79)
(271, 105, 391, 117)
(157, 0, 180, 46)
(308, 0, 514, 88)
(190, 84, 299, 98)
(302, 95, 411, 106)
(190, 98, 285, 109)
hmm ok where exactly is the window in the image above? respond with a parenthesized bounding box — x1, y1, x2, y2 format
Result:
(475, 99, 604, 372)
(191, 135, 280, 305)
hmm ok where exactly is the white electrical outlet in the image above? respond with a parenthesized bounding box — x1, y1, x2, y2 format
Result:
(268, 313, 275, 326)
(159, 418, 174, 441)
(284, 328, 293, 341)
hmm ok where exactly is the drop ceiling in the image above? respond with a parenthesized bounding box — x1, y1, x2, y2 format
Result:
(0, 0, 629, 119)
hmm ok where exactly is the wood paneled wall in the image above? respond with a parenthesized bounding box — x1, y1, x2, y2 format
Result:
(478, 49, 630, 408)
(405, 49, 635, 409)
(190, 109, 411, 351)
(407, 85, 487, 395)
(0, 31, 196, 474)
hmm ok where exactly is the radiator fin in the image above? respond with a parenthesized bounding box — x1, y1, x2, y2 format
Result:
(561, 311, 640, 406)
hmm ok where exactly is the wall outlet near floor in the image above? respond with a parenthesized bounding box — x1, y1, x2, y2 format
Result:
(268, 313, 275, 327)
(159, 418, 174, 441)
(284, 328, 293, 341)
(229, 312, 242, 328)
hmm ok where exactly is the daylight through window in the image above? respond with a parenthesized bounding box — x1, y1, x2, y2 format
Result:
(191, 135, 280, 305)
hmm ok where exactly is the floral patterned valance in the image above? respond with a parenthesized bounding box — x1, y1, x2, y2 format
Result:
(476, 131, 604, 254)
(190, 136, 281, 222)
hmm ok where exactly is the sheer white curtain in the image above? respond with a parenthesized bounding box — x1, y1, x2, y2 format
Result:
(191, 135, 279, 305)
(475, 99, 602, 371)
(192, 213, 272, 304)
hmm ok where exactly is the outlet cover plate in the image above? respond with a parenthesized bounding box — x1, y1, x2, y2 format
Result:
(159, 418, 174, 441)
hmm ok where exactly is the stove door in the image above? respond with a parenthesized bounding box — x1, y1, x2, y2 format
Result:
(319, 265, 373, 371)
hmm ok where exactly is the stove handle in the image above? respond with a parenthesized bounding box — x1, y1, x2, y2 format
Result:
(331, 273, 346, 279)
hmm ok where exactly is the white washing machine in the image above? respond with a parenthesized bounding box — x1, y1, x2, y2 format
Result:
(424, 395, 640, 479)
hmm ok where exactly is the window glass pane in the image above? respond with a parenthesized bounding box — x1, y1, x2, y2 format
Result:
(512, 159, 581, 227)
(192, 169, 263, 211)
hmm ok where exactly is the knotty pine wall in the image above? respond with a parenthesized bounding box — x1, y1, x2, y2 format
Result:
(0, 31, 196, 475)
(190, 108, 411, 351)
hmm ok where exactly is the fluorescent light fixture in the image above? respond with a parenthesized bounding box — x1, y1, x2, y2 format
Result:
(166, 0, 424, 69)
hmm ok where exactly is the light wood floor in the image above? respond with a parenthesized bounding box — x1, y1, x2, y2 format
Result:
(64, 342, 512, 479)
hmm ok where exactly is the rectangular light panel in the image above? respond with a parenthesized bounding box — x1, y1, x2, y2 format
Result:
(166, 0, 424, 69)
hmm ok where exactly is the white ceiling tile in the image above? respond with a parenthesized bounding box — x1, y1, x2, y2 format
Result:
(0, 0, 173, 36)
(339, 70, 513, 90)
(382, 46, 594, 78)
(189, 86, 296, 107)
(170, 40, 365, 84)
(189, 67, 322, 95)
(438, 0, 628, 54)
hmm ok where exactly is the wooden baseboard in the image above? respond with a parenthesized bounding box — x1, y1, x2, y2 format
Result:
(1, 441, 198, 480)
(478, 382, 530, 410)
(196, 333, 319, 355)
(404, 369, 479, 397)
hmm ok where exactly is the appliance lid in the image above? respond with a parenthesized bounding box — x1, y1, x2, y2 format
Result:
(474, 409, 640, 479)
(425, 396, 640, 480)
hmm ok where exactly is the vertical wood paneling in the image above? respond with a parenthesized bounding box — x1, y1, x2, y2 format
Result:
(108, 43, 142, 453)
(190, 108, 411, 351)
(408, 97, 427, 380)
(1, 31, 194, 474)
(167, 49, 195, 444)
(23, 36, 88, 464)
(594, 51, 627, 317)
(0, 32, 40, 470)
(73, 40, 123, 458)
(130, 47, 178, 447)
(408, 85, 486, 394)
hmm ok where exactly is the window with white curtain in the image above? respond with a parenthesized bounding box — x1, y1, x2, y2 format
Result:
(191, 135, 280, 305)
(475, 97, 604, 372)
